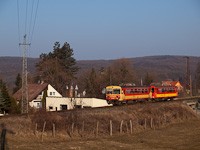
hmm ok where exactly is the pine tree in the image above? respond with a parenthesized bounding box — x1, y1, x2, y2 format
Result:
(13, 73, 22, 94)
(195, 62, 200, 94)
(36, 42, 78, 94)
(144, 72, 154, 86)
(84, 68, 98, 97)
(0, 79, 11, 113)
(42, 89, 47, 109)
(0, 90, 6, 113)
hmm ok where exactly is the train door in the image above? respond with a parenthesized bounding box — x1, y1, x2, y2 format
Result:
(149, 86, 156, 99)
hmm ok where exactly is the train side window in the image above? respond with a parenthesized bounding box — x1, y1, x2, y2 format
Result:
(151, 88, 154, 93)
(130, 89, 134, 93)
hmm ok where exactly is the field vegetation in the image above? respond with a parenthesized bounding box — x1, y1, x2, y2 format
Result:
(1, 101, 200, 149)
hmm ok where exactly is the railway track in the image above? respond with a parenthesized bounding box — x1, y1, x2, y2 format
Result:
(174, 96, 200, 102)
(101, 96, 200, 109)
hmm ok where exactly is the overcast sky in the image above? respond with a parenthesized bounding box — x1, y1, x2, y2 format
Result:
(0, 0, 200, 60)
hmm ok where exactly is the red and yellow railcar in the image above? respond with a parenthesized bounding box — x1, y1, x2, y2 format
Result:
(149, 86, 178, 100)
(106, 85, 178, 105)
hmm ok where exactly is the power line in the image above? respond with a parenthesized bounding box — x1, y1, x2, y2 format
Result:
(27, 0, 34, 43)
(17, 0, 40, 45)
(16, 0, 39, 114)
(29, 0, 39, 43)
(24, 0, 28, 35)
(17, 0, 21, 44)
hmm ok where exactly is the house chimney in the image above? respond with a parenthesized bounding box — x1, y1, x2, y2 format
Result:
(69, 85, 74, 98)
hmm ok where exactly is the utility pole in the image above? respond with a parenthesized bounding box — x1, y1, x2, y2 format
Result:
(190, 75, 192, 96)
(19, 34, 30, 114)
(185, 56, 191, 95)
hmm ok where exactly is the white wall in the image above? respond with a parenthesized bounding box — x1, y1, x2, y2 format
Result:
(46, 97, 74, 111)
(46, 97, 112, 112)
(76, 98, 112, 108)
(29, 100, 42, 109)
(47, 84, 62, 97)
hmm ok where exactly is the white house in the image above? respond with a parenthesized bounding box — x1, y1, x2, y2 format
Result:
(13, 83, 62, 109)
(13, 83, 112, 111)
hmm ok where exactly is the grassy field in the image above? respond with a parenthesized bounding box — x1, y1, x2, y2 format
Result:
(1, 101, 200, 150)
(6, 119, 200, 150)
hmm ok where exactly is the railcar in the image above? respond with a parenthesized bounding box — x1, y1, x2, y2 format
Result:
(150, 86, 178, 101)
(106, 85, 178, 105)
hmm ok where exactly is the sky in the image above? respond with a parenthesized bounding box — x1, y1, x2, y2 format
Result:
(0, 0, 200, 60)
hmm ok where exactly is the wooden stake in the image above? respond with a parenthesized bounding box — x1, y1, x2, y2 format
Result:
(35, 123, 38, 136)
(96, 121, 99, 137)
(130, 120, 133, 134)
(126, 122, 129, 133)
(144, 118, 147, 129)
(110, 120, 112, 136)
(71, 123, 74, 134)
(82, 121, 85, 133)
(120, 120, 123, 134)
(41, 121, 46, 142)
(150, 118, 153, 129)
(53, 123, 55, 137)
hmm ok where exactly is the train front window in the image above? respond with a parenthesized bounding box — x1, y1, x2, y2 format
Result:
(113, 89, 120, 94)
(106, 88, 112, 94)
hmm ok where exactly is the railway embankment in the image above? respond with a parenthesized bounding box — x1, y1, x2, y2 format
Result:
(0, 101, 199, 149)
(1, 101, 199, 139)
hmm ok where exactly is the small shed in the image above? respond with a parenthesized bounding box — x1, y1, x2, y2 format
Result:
(45, 97, 112, 111)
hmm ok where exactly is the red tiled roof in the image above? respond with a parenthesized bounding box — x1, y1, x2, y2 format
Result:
(170, 81, 179, 86)
(162, 81, 182, 86)
(13, 83, 48, 102)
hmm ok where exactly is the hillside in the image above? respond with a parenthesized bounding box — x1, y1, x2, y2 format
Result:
(0, 55, 200, 90)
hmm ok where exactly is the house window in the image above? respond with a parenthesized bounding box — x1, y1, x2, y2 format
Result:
(50, 92, 55, 96)
(61, 105, 68, 110)
(37, 103, 40, 108)
(49, 106, 53, 110)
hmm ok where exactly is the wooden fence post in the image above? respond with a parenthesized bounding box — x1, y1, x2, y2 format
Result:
(96, 121, 99, 137)
(164, 115, 167, 124)
(52, 123, 55, 138)
(34, 123, 38, 136)
(82, 121, 85, 133)
(71, 123, 74, 135)
(41, 121, 46, 142)
(150, 118, 153, 129)
(120, 120, 123, 134)
(130, 120, 133, 134)
(126, 122, 129, 133)
(110, 120, 112, 136)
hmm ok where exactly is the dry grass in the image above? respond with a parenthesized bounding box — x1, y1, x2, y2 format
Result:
(1, 101, 200, 149)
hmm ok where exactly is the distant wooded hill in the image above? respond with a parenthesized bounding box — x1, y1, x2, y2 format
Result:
(0, 55, 200, 91)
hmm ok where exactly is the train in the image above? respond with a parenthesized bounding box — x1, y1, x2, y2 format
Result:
(105, 84, 178, 105)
